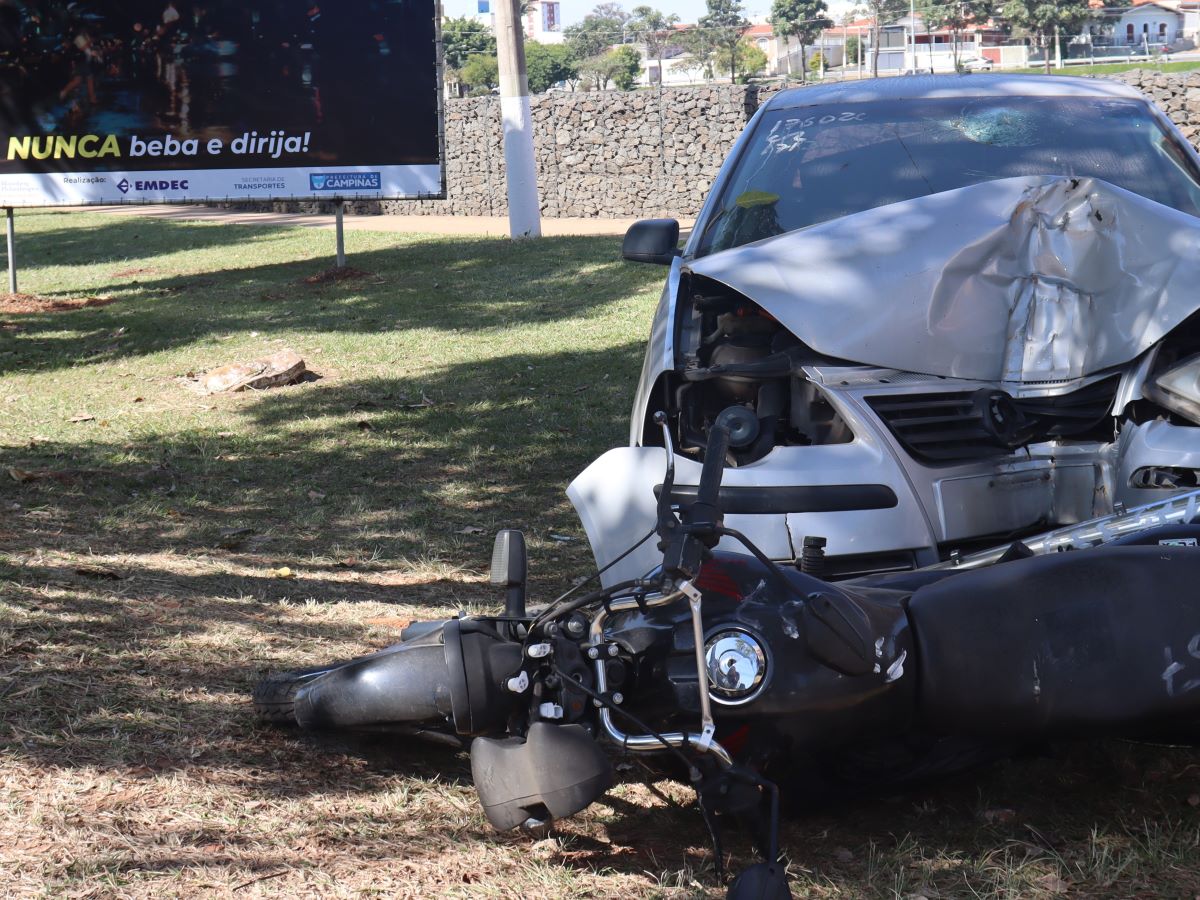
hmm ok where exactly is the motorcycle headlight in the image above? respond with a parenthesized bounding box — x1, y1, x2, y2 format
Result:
(1147, 353, 1200, 425)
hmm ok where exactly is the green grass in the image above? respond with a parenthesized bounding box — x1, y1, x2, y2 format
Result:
(3, 210, 1200, 898)
(1011, 59, 1200, 75)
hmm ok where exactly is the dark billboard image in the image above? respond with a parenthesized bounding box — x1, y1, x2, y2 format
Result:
(0, 0, 443, 205)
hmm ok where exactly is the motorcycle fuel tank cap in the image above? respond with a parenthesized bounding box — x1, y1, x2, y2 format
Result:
(705, 629, 768, 705)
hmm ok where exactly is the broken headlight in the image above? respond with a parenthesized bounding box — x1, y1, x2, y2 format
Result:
(1147, 353, 1200, 425)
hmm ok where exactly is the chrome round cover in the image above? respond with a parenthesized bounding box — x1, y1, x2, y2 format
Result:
(704, 629, 767, 705)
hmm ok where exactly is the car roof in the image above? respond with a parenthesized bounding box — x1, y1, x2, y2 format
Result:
(764, 74, 1147, 110)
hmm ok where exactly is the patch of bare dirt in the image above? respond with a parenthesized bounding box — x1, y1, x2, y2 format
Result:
(301, 266, 375, 285)
(0, 292, 116, 314)
(110, 266, 163, 278)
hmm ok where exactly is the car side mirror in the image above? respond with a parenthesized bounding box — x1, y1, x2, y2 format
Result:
(622, 219, 680, 265)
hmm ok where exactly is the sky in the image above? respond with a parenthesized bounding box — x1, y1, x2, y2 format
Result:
(440, 0, 860, 29)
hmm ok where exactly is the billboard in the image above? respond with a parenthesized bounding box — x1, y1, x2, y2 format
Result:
(0, 1, 443, 206)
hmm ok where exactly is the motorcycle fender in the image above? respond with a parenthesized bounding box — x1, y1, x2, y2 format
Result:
(470, 723, 613, 831)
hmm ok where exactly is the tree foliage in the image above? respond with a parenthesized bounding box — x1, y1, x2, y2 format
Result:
(844, 33, 861, 66)
(565, 3, 632, 60)
(716, 39, 768, 82)
(579, 44, 642, 90)
(1003, 0, 1090, 71)
(687, 0, 749, 83)
(770, 0, 831, 81)
(460, 53, 499, 94)
(919, 0, 994, 67)
(526, 41, 579, 92)
(629, 4, 681, 83)
(442, 15, 495, 71)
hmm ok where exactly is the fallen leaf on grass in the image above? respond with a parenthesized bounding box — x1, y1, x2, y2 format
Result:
(68, 413, 95, 423)
(1035, 874, 1070, 894)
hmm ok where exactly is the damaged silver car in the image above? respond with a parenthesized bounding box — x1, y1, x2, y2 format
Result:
(573, 74, 1200, 584)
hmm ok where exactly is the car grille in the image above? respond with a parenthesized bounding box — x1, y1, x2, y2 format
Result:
(866, 377, 1119, 463)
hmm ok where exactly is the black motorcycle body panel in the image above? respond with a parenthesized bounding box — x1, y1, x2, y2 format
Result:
(911, 544, 1200, 739)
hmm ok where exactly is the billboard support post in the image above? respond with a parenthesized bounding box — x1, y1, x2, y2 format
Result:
(335, 202, 346, 269)
(495, 0, 541, 239)
(5, 208, 15, 294)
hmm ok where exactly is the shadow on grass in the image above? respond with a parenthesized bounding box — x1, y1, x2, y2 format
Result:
(0, 215, 663, 378)
(0, 344, 644, 572)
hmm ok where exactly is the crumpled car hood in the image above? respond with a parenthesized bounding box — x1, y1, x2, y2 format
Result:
(687, 175, 1200, 381)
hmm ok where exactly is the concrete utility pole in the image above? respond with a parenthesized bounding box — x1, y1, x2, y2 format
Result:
(495, 0, 541, 239)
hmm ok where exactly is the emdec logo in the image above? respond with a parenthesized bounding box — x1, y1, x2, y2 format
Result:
(116, 178, 189, 194)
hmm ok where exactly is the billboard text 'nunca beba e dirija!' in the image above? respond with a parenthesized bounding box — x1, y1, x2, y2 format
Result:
(0, 0, 443, 205)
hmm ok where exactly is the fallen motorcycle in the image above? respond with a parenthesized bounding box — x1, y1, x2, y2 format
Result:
(255, 406, 1200, 898)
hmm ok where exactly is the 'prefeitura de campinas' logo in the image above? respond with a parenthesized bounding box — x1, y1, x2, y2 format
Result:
(310, 172, 382, 191)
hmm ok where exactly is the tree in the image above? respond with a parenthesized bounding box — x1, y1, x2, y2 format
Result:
(442, 15, 496, 72)
(526, 41, 579, 92)
(460, 54, 499, 94)
(920, 0, 994, 69)
(579, 45, 642, 89)
(690, 0, 749, 83)
(565, 3, 632, 60)
(1003, 0, 1089, 73)
(716, 39, 768, 82)
(628, 5, 681, 86)
(862, 0, 908, 76)
(844, 33, 862, 67)
(771, 0, 832, 82)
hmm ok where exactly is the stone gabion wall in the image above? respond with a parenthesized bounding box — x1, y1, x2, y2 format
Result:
(1105, 68, 1200, 147)
(385, 84, 761, 219)
(235, 70, 1200, 220)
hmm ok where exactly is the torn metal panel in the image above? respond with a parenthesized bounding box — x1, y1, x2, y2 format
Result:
(687, 175, 1200, 382)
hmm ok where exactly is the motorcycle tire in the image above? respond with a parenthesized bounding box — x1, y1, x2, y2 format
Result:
(252, 664, 342, 725)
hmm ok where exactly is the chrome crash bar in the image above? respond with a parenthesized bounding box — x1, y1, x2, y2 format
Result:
(930, 488, 1200, 571)
(588, 584, 732, 767)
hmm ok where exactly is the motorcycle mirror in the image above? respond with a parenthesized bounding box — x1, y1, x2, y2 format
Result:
(726, 862, 793, 900)
(490, 529, 527, 618)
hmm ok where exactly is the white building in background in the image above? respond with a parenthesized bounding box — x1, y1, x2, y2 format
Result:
(524, 0, 564, 44)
